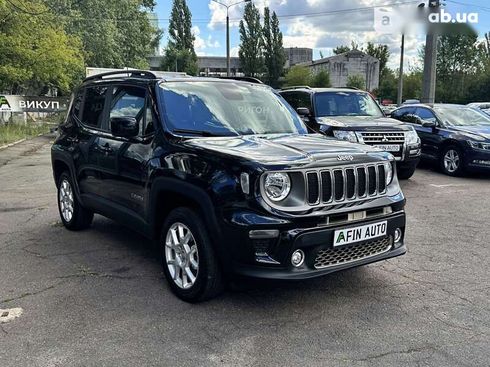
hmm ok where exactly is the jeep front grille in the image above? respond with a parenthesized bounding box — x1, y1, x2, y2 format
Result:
(314, 236, 392, 269)
(306, 164, 387, 206)
(360, 132, 405, 144)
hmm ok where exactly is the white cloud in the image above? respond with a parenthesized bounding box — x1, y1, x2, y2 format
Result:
(204, 0, 426, 69)
(193, 25, 222, 54)
(193, 25, 206, 51)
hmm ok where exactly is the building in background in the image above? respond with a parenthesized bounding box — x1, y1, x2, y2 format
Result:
(148, 56, 244, 76)
(284, 47, 313, 68)
(300, 50, 380, 91)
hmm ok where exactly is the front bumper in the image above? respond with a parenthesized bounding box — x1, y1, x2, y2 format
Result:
(465, 148, 490, 170)
(225, 210, 406, 280)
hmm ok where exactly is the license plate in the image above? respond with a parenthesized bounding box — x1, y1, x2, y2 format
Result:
(333, 221, 387, 247)
(372, 144, 401, 152)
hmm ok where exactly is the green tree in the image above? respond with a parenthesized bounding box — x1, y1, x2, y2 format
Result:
(49, 0, 160, 69)
(239, 2, 264, 77)
(284, 66, 311, 87)
(262, 7, 285, 87)
(365, 42, 390, 77)
(311, 70, 331, 88)
(333, 45, 350, 55)
(346, 74, 365, 89)
(161, 0, 198, 75)
(0, 0, 84, 94)
(403, 70, 423, 101)
(375, 68, 397, 102)
(435, 32, 480, 103)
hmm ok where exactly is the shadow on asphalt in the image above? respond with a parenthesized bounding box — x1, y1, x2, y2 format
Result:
(50, 215, 395, 306)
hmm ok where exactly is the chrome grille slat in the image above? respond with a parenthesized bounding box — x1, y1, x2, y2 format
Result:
(305, 163, 388, 207)
(360, 132, 405, 144)
(314, 236, 393, 269)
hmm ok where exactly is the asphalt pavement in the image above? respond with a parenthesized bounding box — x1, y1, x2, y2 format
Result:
(0, 135, 489, 367)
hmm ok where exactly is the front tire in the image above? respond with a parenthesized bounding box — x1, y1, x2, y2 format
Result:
(440, 145, 464, 176)
(397, 163, 417, 180)
(57, 171, 93, 230)
(160, 207, 224, 302)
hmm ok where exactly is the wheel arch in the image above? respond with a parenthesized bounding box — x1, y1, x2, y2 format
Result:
(149, 177, 229, 271)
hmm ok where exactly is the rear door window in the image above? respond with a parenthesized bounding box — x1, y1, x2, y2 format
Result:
(81, 86, 108, 128)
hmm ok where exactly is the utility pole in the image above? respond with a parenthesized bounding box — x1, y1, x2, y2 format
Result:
(397, 34, 405, 106)
(212, 0, 251, 76)
(421, 0, 440, 104)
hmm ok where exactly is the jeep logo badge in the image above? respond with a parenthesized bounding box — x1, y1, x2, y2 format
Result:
(337, 155, 354, 161)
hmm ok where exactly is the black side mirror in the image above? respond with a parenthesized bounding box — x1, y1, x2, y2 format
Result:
(296, 107, 310, 117)
(110, 117, 139, 138)
(421, 120, 436, 128)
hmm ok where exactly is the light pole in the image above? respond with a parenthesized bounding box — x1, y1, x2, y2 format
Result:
(211, 0, 251, 76)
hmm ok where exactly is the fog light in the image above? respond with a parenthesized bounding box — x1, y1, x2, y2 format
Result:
(291, 249, 305, 267)
(394, 228, 402, 243)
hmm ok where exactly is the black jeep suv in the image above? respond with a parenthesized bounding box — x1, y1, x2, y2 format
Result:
(52, 71, 407, 302)
(279, 87, 421, 179)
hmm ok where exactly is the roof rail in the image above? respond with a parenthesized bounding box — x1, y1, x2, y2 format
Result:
(341, 86, 363, 91)
(84, 69, 158, 82)
(280, 86, 312, 91)
(217, 76, 264, 84)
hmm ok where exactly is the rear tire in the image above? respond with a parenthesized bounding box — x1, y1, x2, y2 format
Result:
(160, 207, 224, 302)
(440, 145, 464, 176)
(57, 171, 93, 230)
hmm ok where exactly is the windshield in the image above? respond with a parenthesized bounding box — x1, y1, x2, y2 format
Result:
(434, 106, 490, 127)
(158, 81, 307, 136)
(314, 91, 384, 118)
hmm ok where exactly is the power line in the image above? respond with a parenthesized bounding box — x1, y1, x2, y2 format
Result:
(5, 0, 423, 24)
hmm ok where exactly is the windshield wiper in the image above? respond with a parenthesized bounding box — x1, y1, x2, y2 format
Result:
(172, 128, 237, 137)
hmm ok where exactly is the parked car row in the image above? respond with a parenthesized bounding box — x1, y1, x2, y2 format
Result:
(278, 87, 490, 177)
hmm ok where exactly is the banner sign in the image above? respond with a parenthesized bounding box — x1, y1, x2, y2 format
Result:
(0, 95, 69, 113)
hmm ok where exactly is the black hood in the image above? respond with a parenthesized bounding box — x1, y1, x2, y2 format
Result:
(184, 133, 390, 167)
(316, 116, 412, 131)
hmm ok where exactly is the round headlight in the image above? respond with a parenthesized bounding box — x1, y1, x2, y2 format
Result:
(264, 172, 291, 202)
(384, 162, 394, 185)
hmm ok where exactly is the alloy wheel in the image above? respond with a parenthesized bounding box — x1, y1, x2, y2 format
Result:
(59, 179, 74, 222)
(164, 223, 199, 289)
(444, 149, 460, 173)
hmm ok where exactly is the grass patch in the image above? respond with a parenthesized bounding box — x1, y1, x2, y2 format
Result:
(0, 123, 51, 146)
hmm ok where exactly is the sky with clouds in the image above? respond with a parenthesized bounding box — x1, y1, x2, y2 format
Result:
(155, 0, 490, 70)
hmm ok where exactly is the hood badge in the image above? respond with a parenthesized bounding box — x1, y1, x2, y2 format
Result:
(382, 135, 389, 142)
(337, 155, 354, 161)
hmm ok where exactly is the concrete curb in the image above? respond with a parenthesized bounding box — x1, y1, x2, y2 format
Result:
(0, 138, 27, 151)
